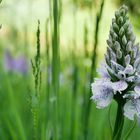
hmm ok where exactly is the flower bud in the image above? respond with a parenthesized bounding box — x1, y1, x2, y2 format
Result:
(120, 9, 126, 16)
(134, 58, 140, 69)
(110, 51, 116, 62)
(113, 33, 118, 41)
(126, 46, 131, 53)
(115, 11, 119, 18)
(118, 71, 126, 79)
(125, 55, 130, 65)
(107, 39, 113, 47)
(133, 44, 139, 58)
(123, 21, 129, 29)
(124, 65, 134, 74)
(119, 27, 124, 36)
(116, 50, 122, 59)
(124, 14, 129, 21)
(111, 60, 124, 71)
(127, 26, 132, 35)
(118, 16, 123, 25)
(122, 35, 127, 45)
(113, 23, 119, 32)
(126, 41, 132, 49)
(114, 41, 121, 50)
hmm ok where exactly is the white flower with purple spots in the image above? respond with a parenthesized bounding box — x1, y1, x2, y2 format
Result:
(91, 5, 140, 121)
(91, 78, 127, 108)
(124, 99, 140, 120)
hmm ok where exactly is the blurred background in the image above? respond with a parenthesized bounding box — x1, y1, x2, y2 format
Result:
(0, 0, 140, 140)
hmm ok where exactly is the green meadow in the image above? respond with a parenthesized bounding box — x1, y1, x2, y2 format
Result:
(0, 0, 140, 140)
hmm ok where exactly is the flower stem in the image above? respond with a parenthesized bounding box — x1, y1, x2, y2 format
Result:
(113, 102, 124, 140)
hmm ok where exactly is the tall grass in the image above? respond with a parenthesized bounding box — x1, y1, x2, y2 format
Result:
(1, 1, 140, 140)
(51, 0, 60, 139)
(31, 20, 41, 140)
(84, 0, 105, 139)
(82, 22, 89, 139)
(2, 72, 26, 140)
(70, 0, 78, 140)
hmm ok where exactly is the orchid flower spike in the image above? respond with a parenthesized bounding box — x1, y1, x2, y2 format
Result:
(91, 5, 140, 121)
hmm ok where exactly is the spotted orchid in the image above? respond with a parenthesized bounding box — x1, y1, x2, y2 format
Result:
(91, 5, 140, 121)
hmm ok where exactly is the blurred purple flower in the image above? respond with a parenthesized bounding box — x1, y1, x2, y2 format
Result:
(4, 50, 14, 72)
(4, 50, 29, 75)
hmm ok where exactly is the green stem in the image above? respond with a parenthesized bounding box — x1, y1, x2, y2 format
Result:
(84, 0, 105, 139)
(113, 102, 124, 140)
(51, 0, 60, 139)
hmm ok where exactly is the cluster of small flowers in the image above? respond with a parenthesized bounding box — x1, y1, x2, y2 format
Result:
(91, 5, 140, 120)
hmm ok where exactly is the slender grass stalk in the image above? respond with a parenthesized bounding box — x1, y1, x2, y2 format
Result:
(70, 1, 78, 139)
(52, 0, 59, 92)
(31, 21, 41, 140)
(82, 22, 89, 138)
(48, 0, 52, 111)
(90, 0, 105, 86)
(47, 1, 54, 139)
(46, 18, 50, 105)
(84, 0, 105, 139)
(58, 0, 62, 24)
(51, 0, 60, 139)
(84, 23, 89, 58)
(41, 18, 50, 140)
(49, 0, 52, 39)
(70, 51, 78, 140)
(83, 22, 89, 91)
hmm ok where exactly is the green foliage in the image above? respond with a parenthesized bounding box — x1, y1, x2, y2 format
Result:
(83, 0, 105, 139)
(0, 1, 140, 140)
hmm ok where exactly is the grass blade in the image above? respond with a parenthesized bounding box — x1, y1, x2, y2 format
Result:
(123, 119, 137, 140)
(83, 0, 105, 139)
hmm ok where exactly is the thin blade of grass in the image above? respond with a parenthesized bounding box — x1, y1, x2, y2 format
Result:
(123, 119, 137, 140)
(108, 105, 113, 138)
(51, 0, 60, 139)
(83, 0, 105, 139)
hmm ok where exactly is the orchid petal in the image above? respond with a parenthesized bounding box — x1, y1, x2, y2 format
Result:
(124, 65, 134, 74)
(91, 79, 113, 109)
(112, 80, 128, 91)
(134, 85, 140, 96)
(124, 99, 140, 120)
(97, 62, 110, 78)
(126, 76, 135, 82)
